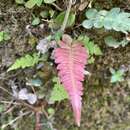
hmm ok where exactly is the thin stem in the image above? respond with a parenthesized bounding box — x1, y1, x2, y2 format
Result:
(60, 0, 73, 32)
(35, 112, 42, 130)
(1, 111, 30, 129)
(51, 3, 63, 11)
(0, 86, 13, 96)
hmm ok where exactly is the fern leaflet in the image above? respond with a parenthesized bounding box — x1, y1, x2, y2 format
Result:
(7, 53, 40, 71)
(49, 77, 68, 103)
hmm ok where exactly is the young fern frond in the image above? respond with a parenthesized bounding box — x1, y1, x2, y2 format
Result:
(54, 35, 88, 126)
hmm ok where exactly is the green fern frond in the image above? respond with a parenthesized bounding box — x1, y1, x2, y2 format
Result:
(82, 8, 130, 34)
(7, 53, 40, 71)
(49, 77, 68, 103)
(78, 35, 102, 64)
(78, 35, 102, 55)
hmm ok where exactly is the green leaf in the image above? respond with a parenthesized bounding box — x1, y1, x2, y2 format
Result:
(47, 108, 55, 115)
(49, 9, 55, 18)
(93, 44, 103, 55)
(98, 10, 108, 16)
(94, 19, 104, 28)
(110, 69, 125, 83)
(36, 0, 43, 6)
(25, 0, 36, 8)
(40, 11, 49, 18)
(85, 8, 98, 19)
(78, 35, 102, 64)
(105, 36, 120, 48)
(105, 36, 129, 48)
(53, 31, 62, 42)
(0, 31, 4, 42)
(0, 31, 10, 42)
(54, 11, 75, 28)
(88, 56, 95, 64)
(0, 104, 4, 113)
(7, 53, 40, 71)
(25, 0, 43, 8)
(3, 32, 10, 40)
(32, 17, 40, 26)
(82, 20, 93, 29)
(78, 35, 102, 55)
(108, 8, 120, 18)
(49, 77, 68, 103)
(44, 0, 56, 4)
(15, 0, 24, 4)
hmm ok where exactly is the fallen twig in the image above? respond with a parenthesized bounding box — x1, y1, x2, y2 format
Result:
(1, 111, 30, 129)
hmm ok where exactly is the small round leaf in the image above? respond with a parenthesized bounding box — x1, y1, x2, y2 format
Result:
(82, 20, 93, 29)
(85, 9, 98, 19)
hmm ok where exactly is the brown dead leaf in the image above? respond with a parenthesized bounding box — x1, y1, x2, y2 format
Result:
(79, 1, 88, 11)
(62, 34, 72, 45)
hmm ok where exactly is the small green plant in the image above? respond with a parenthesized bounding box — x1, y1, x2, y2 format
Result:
(55, 11, 75, 27)
(105, 36, 129, 48)
(47, 107, 55, 118)
(7, 53, 41, 71)
(0, 31, 10, 42)
(82, 8, 130, 34)
(49, 77, 68, 103)
(25, 0, 43, 8)
(78, 35, 102, 64)
(110, 68, 125, 83)
(49, 11, 75, 29)
(15, 0, 56, 8)
(0, 104, 4, 113)
(40, 10, 49, 18)
(32, 16, 40, 26)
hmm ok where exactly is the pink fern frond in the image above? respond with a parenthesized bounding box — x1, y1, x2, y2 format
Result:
(54, 36, 88, 126)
